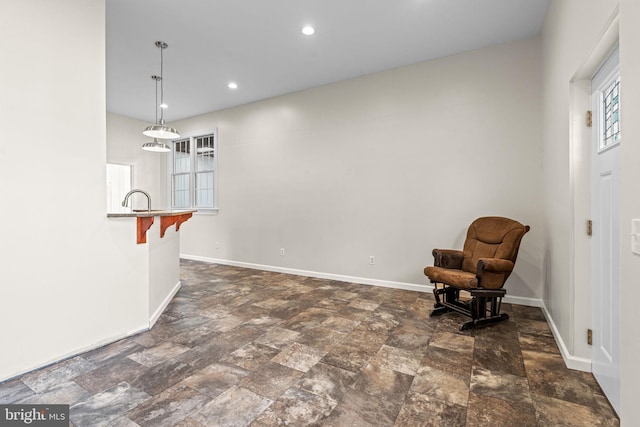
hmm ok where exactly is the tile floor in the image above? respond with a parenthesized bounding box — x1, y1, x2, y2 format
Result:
(0, 260, 619, 426)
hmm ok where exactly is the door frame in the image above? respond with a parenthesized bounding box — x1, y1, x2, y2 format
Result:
(567, 10, 619, 370)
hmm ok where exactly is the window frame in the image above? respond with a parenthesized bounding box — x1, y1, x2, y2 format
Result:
(168, 129, 219, 213)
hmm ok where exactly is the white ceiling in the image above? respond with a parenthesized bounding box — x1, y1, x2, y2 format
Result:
(106, 0, 549, 123)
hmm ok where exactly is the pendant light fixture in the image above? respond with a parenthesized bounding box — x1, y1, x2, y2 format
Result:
(142, 41, 179, 145)
(142, 75, 171, 152)
(142, 138, 171, 152)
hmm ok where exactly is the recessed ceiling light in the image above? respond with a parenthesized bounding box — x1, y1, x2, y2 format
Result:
(302, 25, 315, 36)
(228, 82, 238, 89)
(160, 103, 168, 109)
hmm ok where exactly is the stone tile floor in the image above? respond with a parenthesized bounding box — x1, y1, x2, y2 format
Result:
(0, 260, 619, 426)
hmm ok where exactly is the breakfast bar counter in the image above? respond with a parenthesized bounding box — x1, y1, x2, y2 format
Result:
(107, 210, 196, 244)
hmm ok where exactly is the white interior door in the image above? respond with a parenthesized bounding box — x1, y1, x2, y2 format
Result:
(590, 46, 620, 415)
(106, 163, 133, 213)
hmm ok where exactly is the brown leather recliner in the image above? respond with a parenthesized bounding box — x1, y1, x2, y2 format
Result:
(424, 216, 530, 330)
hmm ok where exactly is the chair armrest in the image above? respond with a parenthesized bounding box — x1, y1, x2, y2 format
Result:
(477, 258, 514, 274)
(432, 249, 464, 269)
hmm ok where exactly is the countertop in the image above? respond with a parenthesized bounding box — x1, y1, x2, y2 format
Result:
(107, 209, 197, 218)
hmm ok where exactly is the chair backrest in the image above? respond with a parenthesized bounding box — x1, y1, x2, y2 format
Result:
(461, 216, 530, 275)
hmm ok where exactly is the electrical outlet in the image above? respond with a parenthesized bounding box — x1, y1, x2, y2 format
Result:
(369, 256, 375, 265)
(632, 219, 640, 254)
(280, 248, 285, 256)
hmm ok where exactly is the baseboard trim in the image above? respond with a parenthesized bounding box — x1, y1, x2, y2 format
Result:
(503, 295, 543, 307)
(181, 254, 437, 294)
(2, 279, 183, 383)
(540, 303, 592, 372)
(194, 252, 589, 372)
(180, 254, 544, 308)
(0, 325, 149, 384)
(149, 280, 181, 328)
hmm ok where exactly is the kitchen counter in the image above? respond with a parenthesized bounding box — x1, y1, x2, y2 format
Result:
(107, 209, 196, 218)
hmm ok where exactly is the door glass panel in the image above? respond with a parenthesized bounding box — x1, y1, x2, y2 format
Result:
(602, 77, 620, 149)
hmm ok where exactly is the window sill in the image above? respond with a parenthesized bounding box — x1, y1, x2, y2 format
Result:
(193, 208, 219, 215)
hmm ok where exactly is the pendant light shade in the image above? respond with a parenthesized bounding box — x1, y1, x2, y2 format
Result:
(143, 123, 180, 139)
(142, 139, 171, 152)
(142, 41, 179, 150)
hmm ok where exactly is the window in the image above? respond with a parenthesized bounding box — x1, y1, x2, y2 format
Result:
(592, 46, 620, 152)
(170, 130, 218, 210)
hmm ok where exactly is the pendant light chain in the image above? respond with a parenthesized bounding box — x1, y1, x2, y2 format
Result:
(142, 40, 180, 145)
(160, 43, 165, 124)
(155, 75, 159, 125)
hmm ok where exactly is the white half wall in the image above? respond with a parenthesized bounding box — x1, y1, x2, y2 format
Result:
(147, 221, 181, 323)
(173, 37, 544, 301)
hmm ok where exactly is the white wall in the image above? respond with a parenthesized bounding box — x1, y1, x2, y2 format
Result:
(0, 0, 148, 381)
(619, 0, 640, 424)
(543, 0, 640, 423)
(107, 113, 168, 209)
(541, 0, 620, 368)
(174, 37, 544, 301)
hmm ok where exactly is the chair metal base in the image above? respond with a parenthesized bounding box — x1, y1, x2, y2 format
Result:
(430, 305, 452, 317)
(431, 282, 508, 331)
(460, 313, 509, 331)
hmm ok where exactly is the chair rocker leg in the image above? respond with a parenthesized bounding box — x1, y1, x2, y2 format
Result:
(459, 294, 508, 330)
(460, 313, 509, 331)
(431, 283, 457, 317)
(431, 283, 510, 330)
(430, 305, 452, 317)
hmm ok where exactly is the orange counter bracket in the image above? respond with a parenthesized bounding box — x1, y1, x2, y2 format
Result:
(137, 216, 155, 244)
(160, 213, 193, 238)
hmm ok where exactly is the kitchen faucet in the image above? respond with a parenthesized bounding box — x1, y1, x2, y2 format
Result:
(121, 189, 151, 212)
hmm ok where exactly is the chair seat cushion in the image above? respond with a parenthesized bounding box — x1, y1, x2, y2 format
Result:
(424, 266, 478, 289)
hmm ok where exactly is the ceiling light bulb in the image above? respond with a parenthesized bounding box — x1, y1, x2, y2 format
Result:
(160, 103, 168, 109)
(302, 26, 315, 36)
(228, 82, 238, 89)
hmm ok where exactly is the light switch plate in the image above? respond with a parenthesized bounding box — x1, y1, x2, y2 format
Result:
(632, 219, 640, 255)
